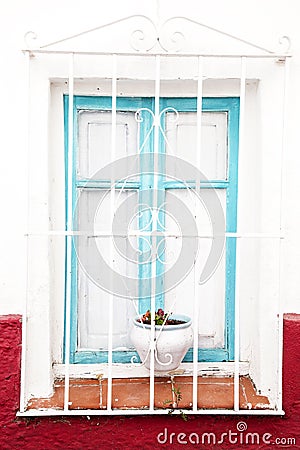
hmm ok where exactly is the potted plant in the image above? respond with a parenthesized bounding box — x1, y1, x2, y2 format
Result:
(130, 309, 193, 372)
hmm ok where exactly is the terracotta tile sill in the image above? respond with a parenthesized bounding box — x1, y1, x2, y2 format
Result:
(27, 375, 270, 411)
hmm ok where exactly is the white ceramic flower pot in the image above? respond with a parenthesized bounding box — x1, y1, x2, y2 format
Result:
(130, 314, 193, 372)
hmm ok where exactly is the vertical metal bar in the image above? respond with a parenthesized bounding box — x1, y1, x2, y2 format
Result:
(107, 54, 117, 411)
(64, 53, 74, 413)
(277, 56, 290, 411)
(20, 50, 31, 413)
(234, 56, 246, 412)
(149, 54, 161, 411)
(193, 56, 203, 412)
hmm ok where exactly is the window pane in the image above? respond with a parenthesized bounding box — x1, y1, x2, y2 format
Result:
(164, 188, 226, 348)
(77, 110, 139, 179)
(165, 111, 228, 180)
(76, 189, 138, 350)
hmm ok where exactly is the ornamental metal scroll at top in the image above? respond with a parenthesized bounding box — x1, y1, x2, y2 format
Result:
(129, 16, 291, 55)
(24, 15, 291, 56)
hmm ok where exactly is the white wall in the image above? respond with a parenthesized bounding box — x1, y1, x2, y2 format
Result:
(1, 0, 300, 315)
(1, 0, 300, 405)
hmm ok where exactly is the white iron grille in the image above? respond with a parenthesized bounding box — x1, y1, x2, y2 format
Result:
(19, 16, 290, 416)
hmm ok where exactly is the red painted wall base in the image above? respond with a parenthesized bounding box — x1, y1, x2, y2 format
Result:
(0, 314, 299, 449)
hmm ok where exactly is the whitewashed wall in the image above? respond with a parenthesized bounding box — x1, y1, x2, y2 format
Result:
(1, 0, 300, 404)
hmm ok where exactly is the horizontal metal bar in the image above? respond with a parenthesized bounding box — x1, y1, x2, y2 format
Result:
(226, 232, 284, 239)
(17, 408, 285, 417)
(76, 180, 228, 189)
(22, 48, 292, 59)
(25, 231, 285, 238)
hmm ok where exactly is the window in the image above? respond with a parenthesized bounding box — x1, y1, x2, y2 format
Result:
(19, 14, 289, 416)
(64, 95, 239, 365)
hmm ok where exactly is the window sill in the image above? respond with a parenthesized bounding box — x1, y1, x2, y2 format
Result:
(27, 375, 270, 411)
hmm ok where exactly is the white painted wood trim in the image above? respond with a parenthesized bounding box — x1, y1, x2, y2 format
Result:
(53, 361, 250, 379)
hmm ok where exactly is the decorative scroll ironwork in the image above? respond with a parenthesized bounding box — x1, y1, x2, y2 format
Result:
(24, 14, 292, 56)
(24, 31, 39, 49)
(278, 35, 291, 54)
